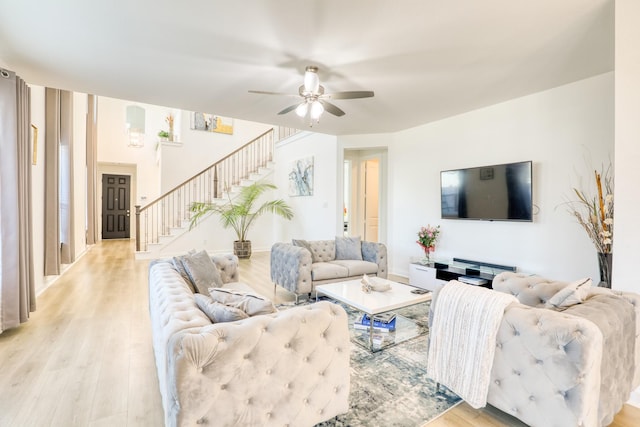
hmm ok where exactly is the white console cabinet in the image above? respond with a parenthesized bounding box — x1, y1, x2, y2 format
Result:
(409, 263, 446, 291)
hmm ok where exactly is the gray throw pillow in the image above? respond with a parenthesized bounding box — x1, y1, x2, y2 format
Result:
(335, 236, 363, 260)
(194, 294, 249, 323)
(172, 249, 197, 292)
(209, 288, 277, 316)
(182, 250, 224, 295)
(547, 278, 592, 308)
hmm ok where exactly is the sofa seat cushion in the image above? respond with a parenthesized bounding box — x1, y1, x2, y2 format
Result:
(306, 239, 336, 262)
(330, 260, 378, 277)
(221, 281, 261, 295)
(312, 262, 349, 281)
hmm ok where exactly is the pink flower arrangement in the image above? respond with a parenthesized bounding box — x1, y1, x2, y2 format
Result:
(417, 224, 440, 256)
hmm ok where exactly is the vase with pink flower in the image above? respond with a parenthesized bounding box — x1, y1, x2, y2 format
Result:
(417, 224, 440, 265)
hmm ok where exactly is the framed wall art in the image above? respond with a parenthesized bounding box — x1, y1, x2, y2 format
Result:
(289, 156, 314, 196)
(190, 112, 234, 134)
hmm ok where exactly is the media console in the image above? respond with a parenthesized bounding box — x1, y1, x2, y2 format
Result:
(409, 257, 517, 291)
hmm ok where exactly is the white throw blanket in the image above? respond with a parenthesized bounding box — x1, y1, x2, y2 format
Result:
(427, 280, 517, 408)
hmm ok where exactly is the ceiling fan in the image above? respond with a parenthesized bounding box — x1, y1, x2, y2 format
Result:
(249, 65, 374, 124)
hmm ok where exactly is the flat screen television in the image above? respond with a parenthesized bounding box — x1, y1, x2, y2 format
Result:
(440, 160, 532, 221)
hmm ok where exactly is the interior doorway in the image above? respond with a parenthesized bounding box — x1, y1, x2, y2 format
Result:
(343, 149, 387, 243)
(101, 174, 131, 239)
(363, 158, 379, 242)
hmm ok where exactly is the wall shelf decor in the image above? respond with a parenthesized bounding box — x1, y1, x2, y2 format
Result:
(190, 112, 233, 134)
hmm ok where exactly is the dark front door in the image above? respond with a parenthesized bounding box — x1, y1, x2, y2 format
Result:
(102, 174, 131, 239)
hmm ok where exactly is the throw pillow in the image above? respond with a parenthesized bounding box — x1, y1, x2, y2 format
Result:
(194, 294, 249, 323)
(335, 236, 363, 260)
(292, 239, 320, 263)
(182, 250, 224, 295)
(172, 249, 197, 293)
(209, 288, 277, 316)
(547, 278, 592, 308)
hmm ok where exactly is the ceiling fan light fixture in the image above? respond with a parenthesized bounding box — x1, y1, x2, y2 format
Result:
(295, 102, 309, 117)
(303, 66, 319, 93)
(310, 100, 324, 120)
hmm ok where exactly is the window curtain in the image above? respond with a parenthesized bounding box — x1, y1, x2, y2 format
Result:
(44, 88, 60, 275)
(86, 95, 98, 245)
(0, 68, 35, 333)
(59, 91, 74, 264)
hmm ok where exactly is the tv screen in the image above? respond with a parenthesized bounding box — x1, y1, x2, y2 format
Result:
(440, 161, 532, 221)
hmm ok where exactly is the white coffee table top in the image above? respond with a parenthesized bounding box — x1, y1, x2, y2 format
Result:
(316, 278, 431, 315)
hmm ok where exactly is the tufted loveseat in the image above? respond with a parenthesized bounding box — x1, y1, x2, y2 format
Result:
(148, 254, 350, 427)
(270, 238, 387, 302)
(432, 272, 640, 427)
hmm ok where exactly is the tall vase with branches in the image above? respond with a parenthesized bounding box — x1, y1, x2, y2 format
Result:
(566, 162, 613, 287)
(189, 181, 293, 258)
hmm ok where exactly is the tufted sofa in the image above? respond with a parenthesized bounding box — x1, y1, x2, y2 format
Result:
(432, 272, 640, 427)
(148, 254, 351, 427)
(270, 239, 387, 302)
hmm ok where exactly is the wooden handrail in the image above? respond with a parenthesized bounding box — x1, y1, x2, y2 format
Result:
(139, 128, 274, 212)
(135, 126, 300, 252)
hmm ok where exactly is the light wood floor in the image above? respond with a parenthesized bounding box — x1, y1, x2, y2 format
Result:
(1, 240, 638, 426)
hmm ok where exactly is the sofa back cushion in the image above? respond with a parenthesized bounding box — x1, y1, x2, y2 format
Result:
(293, 239, 335, 262)
(492, 272, 568, 308)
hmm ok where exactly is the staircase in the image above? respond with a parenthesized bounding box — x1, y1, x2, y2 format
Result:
(135, 126, 299, 258)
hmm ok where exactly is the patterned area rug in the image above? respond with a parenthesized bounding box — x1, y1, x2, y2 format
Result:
(280, 299, 461, 426)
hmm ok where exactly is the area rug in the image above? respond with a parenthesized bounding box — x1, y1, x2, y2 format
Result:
(280, 299, 461, 426)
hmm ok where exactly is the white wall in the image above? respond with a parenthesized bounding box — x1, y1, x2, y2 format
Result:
(390, 73, 613, 280)
(273, 132, 340, 242)
(324, 74, 611, 282)
(613, 0, 640, 294)
(160, 114, 272, 192)
(97, 97, 163, 208)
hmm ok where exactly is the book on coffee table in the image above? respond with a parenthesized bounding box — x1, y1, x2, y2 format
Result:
(354, 313, 397, 332)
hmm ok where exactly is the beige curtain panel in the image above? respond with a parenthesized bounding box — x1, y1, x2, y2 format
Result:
(86, 94, 98, 245)
(44, 88, 61, 275)
(0, 68, 35, 333)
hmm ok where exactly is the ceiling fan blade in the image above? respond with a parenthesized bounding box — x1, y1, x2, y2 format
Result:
(320, 100, 345, 117)
(248, 90, 300, 98)
(323, 90, 375, 100)
(277, 104, 300, 115)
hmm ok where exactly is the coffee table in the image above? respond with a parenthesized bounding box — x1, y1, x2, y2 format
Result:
(315, 278, 431, 352)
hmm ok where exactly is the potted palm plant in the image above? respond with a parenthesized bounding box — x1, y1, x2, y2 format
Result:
(189, 181, 293, 258)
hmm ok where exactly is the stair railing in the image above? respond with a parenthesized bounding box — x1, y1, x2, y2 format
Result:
(135, 126, 300, 252)
(135, 128, 261, 252)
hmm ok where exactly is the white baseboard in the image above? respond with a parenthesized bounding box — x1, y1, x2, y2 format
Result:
(628, 387, 640, 408)
(37, 245, 93, 297)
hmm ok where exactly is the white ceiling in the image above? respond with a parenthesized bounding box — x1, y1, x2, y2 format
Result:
(0, 0, 614, 136)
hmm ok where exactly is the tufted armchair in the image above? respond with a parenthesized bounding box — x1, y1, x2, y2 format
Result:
(270, 239, 387, 302)
(486, 272, 640, 427)
(149, 256, 351, 427)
